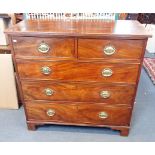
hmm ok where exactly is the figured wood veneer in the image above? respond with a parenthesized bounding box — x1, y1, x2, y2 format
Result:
(26, 102, 132, 126)
(22, 81, 135, 105)
(5, 19, 151, 136)
(17, 60, 140, 84)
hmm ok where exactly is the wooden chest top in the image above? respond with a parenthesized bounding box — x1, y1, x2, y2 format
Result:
(5, 20, 151, 38)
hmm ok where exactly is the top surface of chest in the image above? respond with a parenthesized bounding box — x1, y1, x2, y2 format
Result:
(5, 20, 151, 39)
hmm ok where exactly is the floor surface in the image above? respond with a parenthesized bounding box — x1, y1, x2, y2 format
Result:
(0, 68, 155, 142)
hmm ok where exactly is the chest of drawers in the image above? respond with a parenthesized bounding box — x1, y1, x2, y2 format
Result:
(6, 20, 151, 136)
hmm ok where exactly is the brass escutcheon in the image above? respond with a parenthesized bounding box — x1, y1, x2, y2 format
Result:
(41, 66, 51, 75)
(44, 88, 54, 96)
(99, 111, 108, 119)
(100, 90, 110, 99)
(46, 109, 55, 117)
(103, 45, 116, 55)
(38, 42, 50, 53)
(102, 68, 113, 77)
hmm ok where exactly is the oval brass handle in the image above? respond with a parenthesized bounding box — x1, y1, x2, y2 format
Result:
(99, 111, 108, 119)
(38, 42, 50, 53)
(100, 90, 110, 99)
(41, 66, 51, 75)
(44, 88, 54, 96)
(103, 45, 116, 55)
(46, 109, 55, 117)
(102, 68, 113, 77)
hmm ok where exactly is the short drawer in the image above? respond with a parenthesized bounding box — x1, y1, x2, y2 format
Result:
(22, 81, 135, 105)
(26, 102, 78, 123)
(26, 102, 131, 126)
(12, 37, 75, 59)
(17, 60, 139, 84)
(78, 39, 144, 59)
(77, 103, 132, 126)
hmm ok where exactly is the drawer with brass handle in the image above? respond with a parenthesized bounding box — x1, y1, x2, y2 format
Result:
(22, 81, 135, 105)
(17, 60, 139, 84)
(78, 39, 144, 60)
(12, 37, 75, 59)
(77, 103, 132, 126)
(26, 101, 132, 126)
(26, 102, 78, 122)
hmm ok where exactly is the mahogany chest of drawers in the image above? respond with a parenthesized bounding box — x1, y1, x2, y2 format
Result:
(6, 19, 151, 136)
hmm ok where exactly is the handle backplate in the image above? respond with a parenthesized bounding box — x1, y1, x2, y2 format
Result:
(100, 90, 110, 99)
(46, 109, 55, 117)
(44, 88, 54, 96)
(102, 68, 113, 77)
(38, 42, 50, 53)
(103, 45, 116, 55)
(41, 66, 51, 75)
(99, 111, 108, 119)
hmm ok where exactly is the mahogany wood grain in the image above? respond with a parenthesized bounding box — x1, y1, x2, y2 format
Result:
(17, 60, 139, 84)
(5, 20, 151, 136)
(5, 20, 151, 39)
(26, 102, 78, 123)
(78, 39, 144, 59)
(77, 103, 132, 126)
(26, 101, 132, 126)
(12, 37, 75, 59)
(21, 81, 135, 105)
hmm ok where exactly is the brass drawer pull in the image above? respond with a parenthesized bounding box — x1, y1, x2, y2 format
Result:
(99, 111, 108, 119)
(41, 66, 51, 75)
(38, 42, 50, 53)
(102, 68, 113, 77)
(44, 88, 54, 96)
(100, 90, 110, 99)
(103, 45, 116, 55)
(46, 109, 55, 117)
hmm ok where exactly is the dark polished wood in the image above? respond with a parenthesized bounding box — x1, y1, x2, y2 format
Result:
(26, 101, 132, 126)
(5, 20, 151, 38)
(77, 103, 132, 126)
(17, 60, 139, 84)
(78, 39, 144, 59)
(5, 19, 151, 136)
(12, 37, 75, 59)
(22, 81, 135, 105)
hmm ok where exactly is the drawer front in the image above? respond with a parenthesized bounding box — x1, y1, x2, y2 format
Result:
(12, 37, 75, 58)
(26, 102, 131, 126)
(17, 60, 139, 83)
(22, 81, 135, 105)
(78, 39, 144, 59)
(77, 103, 132, 126)
(26, 102, 78, 123)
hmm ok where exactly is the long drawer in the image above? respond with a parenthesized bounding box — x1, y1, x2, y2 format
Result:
(12, 37, 75, 59)
(26, 101, 132, 126)
(22, 81, 135, 105)
(78, 39, 144, 59)
(17, 60, 139, 84)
